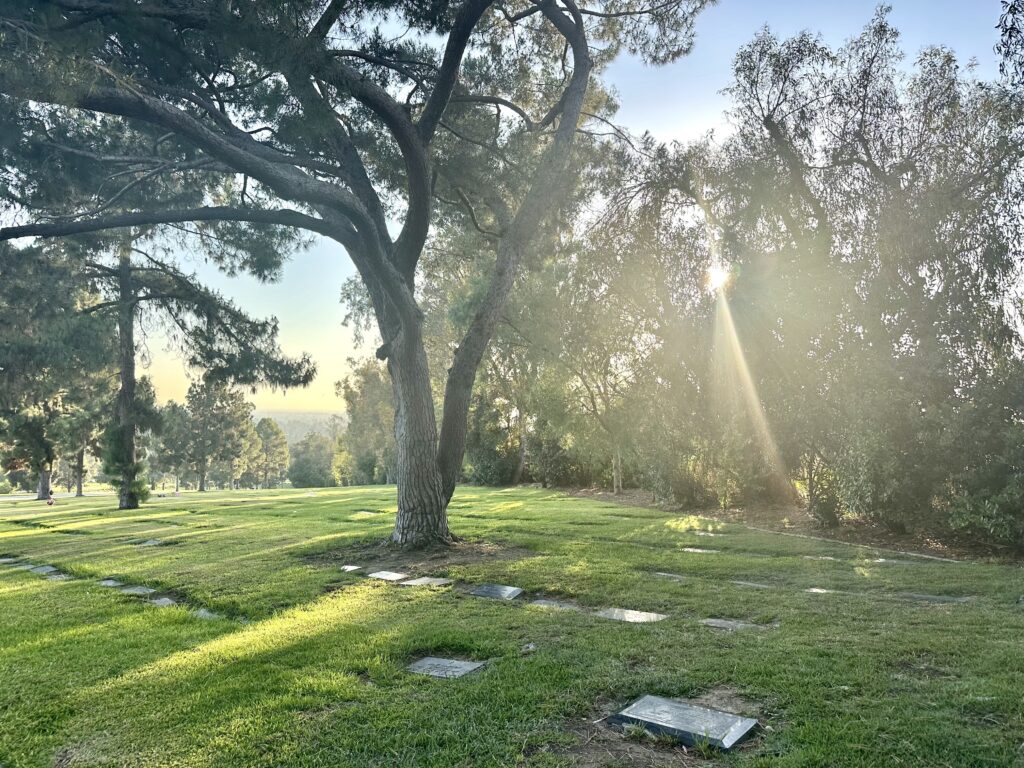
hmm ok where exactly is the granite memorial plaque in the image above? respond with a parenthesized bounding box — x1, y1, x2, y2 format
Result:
(611, 695, 757, 750)
(593, 607, 667, 623)
(401, 577, 453, 587)
(731, 581, 772, 590)
(406, 656, 484, 678)
(148, 597, 177, 607)
(120, 585, 156, 596)
(470, 584, 523, 600)
(530, 598, 581, 611)
(0, 557, 19, 564)
(46, 573, 72, 581)
(340, 565, 362, 572)
(30, 565, 58, 575)
(99, 578, 124, 587)
(367, 570, 408, 581)
(682, 547, 720, 554)
(700, 618, 765, 632)
(898, 593, 973, 604)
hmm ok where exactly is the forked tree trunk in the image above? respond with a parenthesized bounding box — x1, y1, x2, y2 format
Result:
(115, 251, 140, 510)
(75, 447, 85, 497)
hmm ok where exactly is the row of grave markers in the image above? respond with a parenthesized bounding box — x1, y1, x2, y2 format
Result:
(0, 533, 981, 753)
(351, 566, 761, 748)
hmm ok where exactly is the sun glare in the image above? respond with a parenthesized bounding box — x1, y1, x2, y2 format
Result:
(707, 264, 730, 292)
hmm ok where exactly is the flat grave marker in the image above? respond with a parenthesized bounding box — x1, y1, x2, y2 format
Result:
(700, 618, 769, 632)
(0, 557, 19, 564)
(148, 597, 177, 607)
(340, 565, 362, 572)
(470, 584, 524, 600)
(530, 598, 581, 611)
(593, 607, 668, 623)
(406, 657, 484, 679)
(898, 592, 973, 604)
(99, 579, 124, 587)
(653, 572, 687, 582)
(10, 563, 36, 570)
(803, 555, 839, 562)
(46, 573, 72, 581)
(30, 565, 58, 575)
(120, 585, 156, 596)
(401, 577, 453, 587)
(136, 539, 163, 547)
(611, 695, 758, 750)
(192, 608, 223, 620)
(367, 570, 408, 582)
(682, 547, 720, 554)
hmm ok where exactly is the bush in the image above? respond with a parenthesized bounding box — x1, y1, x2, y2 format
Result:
(0, 479, 11, 495)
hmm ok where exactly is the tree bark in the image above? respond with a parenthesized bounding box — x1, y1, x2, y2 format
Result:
(388, 329, 450, 547)
(75, 447, 85, 496)
(115, 250, 140, 510)
(612, 447, 623, 495)
(198, 460, 207, 492)
(36, 463, 51, 500)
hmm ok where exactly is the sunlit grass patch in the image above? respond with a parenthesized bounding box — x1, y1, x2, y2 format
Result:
(1, 487, 1022, 767)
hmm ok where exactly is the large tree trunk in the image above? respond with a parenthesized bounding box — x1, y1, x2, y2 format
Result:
(198, 460, 207, 492)
(115, 251, 140, 510)
(75, 446, 85, 497)
(36, 463, 51, 500)
(388, 332, 450, 547)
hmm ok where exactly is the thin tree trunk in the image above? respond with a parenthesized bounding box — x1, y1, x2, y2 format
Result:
(174, 474, 179, 493)
(198, 460, 207, 492)
(612, 447, 623, 495)
(75, 447, 85, 497)
(115, 250, 140, 510)
(511, 425, 527, 485)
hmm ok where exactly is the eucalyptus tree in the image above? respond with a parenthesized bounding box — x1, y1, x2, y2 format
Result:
(0, 0, 712, 545)
(605, 11, 1024, 532)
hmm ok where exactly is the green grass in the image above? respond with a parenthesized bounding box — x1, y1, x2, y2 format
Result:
(0, 487, 1021, 767)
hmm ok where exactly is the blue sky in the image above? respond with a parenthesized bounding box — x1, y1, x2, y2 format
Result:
(147, 0, 1005, 412)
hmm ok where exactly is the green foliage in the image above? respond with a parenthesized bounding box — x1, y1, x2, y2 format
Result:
(288, 433, 338, 489)
(334, 361, 395, 485)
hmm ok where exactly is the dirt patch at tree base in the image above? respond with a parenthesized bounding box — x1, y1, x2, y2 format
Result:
(306, 539, 536, 576)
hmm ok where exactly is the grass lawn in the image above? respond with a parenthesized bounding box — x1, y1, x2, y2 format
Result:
(1, 487, 1022, 767)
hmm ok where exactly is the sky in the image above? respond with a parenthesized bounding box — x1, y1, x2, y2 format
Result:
(144, 0, 1005, 412)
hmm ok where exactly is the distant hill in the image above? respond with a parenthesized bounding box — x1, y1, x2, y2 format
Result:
(253, 411, 347, 446)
